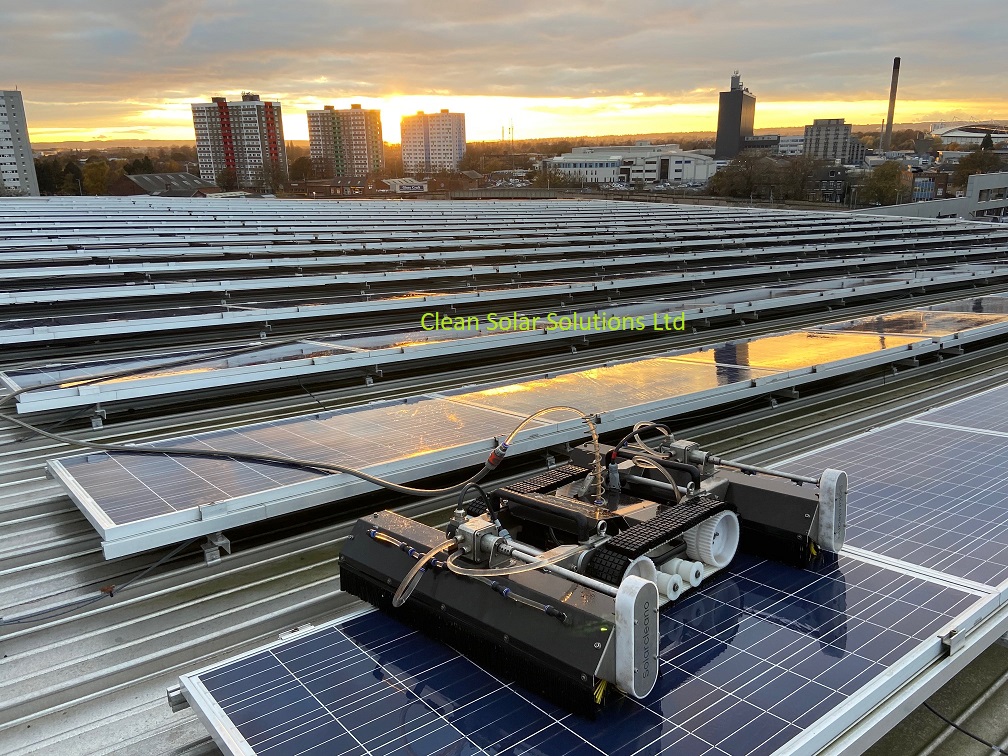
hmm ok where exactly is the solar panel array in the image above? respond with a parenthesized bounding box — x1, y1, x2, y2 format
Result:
(183, 553, 979, 756)
(10, 284, 1005, 415)
(783, 385, 1008, 587)
(4, 198, 1008, 350)
(9, 199, 1008, 752)
(180, 381, 1008, 756)
(51, 316, 965, 557)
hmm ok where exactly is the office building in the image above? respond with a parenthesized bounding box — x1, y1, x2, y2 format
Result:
(854, 170, 1008, 220)
(715, 72, 756, 159)
(307, 104, 384, 177)
(777, 136, 806, 156)
(803, 118, 866, 165)
(0, 90, 39, 196)
(191, 93, 288, 189)
(741, 135, 780, 152)
(910, 171, 949, 202)
(543, 142, 716, 185)
(401, 110, 466, 173)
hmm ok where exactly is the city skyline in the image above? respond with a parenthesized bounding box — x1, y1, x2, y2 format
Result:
(3, 1, 1007, 144)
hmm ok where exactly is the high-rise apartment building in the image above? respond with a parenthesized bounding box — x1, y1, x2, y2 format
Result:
(401, 110, 466, 173)
(191, 93, 288, 189)
(0, 90, 39, 196)
(307, 104, 384, 177)
(803, 118, 866, 165)
(714, 72, 756, 160)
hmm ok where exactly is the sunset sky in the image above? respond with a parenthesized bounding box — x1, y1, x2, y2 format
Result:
(3, 0, 1006, 145)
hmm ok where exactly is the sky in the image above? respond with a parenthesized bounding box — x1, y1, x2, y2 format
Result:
(3, 0, 1006, 145)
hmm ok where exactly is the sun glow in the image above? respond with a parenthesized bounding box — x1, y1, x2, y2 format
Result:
(26, 94, 1008, 146)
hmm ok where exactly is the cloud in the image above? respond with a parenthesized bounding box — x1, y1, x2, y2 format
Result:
(3, 0, 1005, 141)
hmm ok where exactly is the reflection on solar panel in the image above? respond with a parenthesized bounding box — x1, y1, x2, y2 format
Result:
(818, 310, 1008, 337)
(12, 292, 1008, 415)
(57, 398, 541, 528)
(180, 552, 980, 756)
(1, 285, 966, 415)
(783, 387, 1008, 586)
(927, 294, 1008, 315)
(448, 356, 777, 418)
(51, 324, 951, 558)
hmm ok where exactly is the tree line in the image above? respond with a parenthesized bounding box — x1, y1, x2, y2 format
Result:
(708, 144, 1005, 207)
(34, 145, 198, 195)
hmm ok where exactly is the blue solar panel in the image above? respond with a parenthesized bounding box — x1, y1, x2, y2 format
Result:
(784, 418, 1008, 586)
(188, 552, 977, 756)
(919, 383, 1008, 435)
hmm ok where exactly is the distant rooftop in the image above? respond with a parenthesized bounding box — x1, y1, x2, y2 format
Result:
(126, 172, 219, 196)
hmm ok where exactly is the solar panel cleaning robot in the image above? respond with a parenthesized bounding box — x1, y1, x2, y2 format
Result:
(341, 415, 848, 712)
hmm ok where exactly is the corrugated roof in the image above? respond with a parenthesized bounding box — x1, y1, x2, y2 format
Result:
(3, 197, 1008, 755)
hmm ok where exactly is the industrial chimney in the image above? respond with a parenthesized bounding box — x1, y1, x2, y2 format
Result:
(882, 57, 901, 154)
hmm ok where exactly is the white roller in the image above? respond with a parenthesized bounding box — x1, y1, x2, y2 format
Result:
(660, 557, 703, 587)
(623, 555, 658, 583)
(687, 510, 740, 568)
(655, 571, 684, 600)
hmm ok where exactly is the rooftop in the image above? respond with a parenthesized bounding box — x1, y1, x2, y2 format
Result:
(2, 198, 1008, 755)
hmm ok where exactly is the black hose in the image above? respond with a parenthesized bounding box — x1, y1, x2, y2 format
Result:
(615, 448, 702, 486)
(610, 422, 671, 460)
(457, 481, 492, 517)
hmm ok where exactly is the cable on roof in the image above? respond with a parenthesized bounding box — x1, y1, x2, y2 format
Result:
(923, 701, 1007, 754)
(0, 537, 198, 626)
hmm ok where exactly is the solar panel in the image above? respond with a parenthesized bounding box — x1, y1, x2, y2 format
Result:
(918, 383, 1008, 435)
(817, 310, 1008, 338)
(782, 394, 1008, 586)
(448, 355, 778, 419)
(926, 295, 1008, 315)
(181, 552, 980, 756)
(6, 292, 971, 416)
(58, 398, 533, 529)
(49, 324, 958, 557)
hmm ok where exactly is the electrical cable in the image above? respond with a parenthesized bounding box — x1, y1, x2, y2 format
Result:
(923, 702, 1007, 754)
(1, 409, 490, 497)
(498, 405, 604, 503)
(296, 377, 331, 412)
(0, 400, 602, 502)
(456, 481, 491, 516)
(0, 536, 198, 626)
